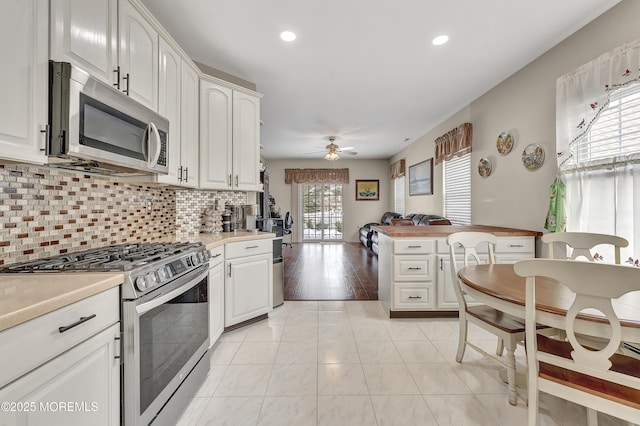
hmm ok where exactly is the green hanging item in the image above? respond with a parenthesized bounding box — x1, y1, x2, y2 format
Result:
(544, 176, 566, 232)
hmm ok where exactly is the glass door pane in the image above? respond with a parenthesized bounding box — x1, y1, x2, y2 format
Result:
(302, 183, 343, 241)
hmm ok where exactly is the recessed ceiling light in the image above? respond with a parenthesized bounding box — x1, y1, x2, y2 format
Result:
(432, 35, 449, 46)
(280, 31, 296, 42)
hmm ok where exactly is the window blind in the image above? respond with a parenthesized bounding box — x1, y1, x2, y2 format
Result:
(394, 177, 405, 216)
(572, 82, 640, 167)
(444, 153, 471, 225)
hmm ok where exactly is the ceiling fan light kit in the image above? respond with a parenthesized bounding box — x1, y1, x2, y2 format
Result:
(325, 151, 339, 161)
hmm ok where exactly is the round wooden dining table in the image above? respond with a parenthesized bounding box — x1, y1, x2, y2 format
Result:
(457, 263, 640, 342)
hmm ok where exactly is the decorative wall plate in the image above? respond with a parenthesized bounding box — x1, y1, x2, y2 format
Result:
(496, 131, 514, 155)
(478, 157, 492, 177)
(522, 143, 545, 170)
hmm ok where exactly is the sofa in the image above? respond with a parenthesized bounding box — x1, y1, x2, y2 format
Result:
(358, 212, 402, 249)
(359, 213, 451, 254)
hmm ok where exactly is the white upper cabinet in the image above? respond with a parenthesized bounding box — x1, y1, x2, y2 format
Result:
(180, 60, 200, 187)
(200, 79, 262, 191)
(50, 0, 158, 110)
(232, 91, 261, 191)
(0, 0, 48, 164)
(118, 0, 158, 110)
(157, 37, 181, 185)
(50, 0, 118, 86)
(200, 80, 233, 189)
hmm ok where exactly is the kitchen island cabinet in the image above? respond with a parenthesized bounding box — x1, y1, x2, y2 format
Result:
(374, 225, 541, 317)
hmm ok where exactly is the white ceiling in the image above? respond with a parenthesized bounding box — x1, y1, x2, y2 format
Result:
(141, 0, 620, 161)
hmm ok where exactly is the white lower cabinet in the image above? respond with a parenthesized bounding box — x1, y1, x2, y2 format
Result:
(208, 246, 225, 346)
(0, 322, 120, 425)
(224, 239, 273, 327)
(379, 234, 537, 314)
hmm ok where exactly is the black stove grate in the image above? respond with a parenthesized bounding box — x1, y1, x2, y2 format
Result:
(1, 242, 201, 273)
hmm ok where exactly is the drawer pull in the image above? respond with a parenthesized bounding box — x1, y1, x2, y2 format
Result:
(408, 296, 422, 299)
(58, 314, 96, 334)
(407, 267, 422, 270)
(509, 244, 524, 248)
(210, 253, 222, 258)
(245, 245, 259, 249)
(407, 245, 422, 248)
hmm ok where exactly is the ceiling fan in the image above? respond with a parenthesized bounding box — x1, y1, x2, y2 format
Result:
(306, 136, 358, 161)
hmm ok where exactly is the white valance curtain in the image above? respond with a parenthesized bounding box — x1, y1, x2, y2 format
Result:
(555, 39, 640, 263)
(556, 39, 640, 168)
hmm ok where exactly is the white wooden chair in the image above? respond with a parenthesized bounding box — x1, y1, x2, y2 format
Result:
(514, 259, 640, 426)
(541, 232, 628, 264)
(448, 232, 527, 405)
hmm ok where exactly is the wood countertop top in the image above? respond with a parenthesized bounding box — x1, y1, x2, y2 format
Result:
(372, 224, 542, 238)
(0, 273, 125, 332)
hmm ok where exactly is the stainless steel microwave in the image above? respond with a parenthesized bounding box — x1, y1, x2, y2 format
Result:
(47, 61, 169, 175)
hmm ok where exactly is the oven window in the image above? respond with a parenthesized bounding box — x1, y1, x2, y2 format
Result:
(138, 275, 208, 414)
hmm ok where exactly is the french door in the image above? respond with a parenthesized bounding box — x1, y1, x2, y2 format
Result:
(301, 183, 343, 241)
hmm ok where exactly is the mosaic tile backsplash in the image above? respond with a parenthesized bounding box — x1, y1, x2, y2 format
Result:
(0, 164, 248, 266)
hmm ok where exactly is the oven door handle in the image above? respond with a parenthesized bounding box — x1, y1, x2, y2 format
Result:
(135, 267, 208, 315)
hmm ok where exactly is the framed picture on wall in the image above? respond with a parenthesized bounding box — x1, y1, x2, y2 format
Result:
(409, 158, 433, 195)
(355, 180, 380, 200)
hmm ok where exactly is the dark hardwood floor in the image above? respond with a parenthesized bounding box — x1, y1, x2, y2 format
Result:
(283, 242, 378, 301)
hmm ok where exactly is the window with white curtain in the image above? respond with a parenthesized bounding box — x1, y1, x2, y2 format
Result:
(443, 153, 471, 225)
(562, 82, 640, 264)
(394, 177, 405, 216)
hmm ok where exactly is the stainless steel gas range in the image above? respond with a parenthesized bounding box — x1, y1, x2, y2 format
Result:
(2, 242, 211, 426)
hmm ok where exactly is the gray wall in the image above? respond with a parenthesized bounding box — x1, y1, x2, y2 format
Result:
(390, 0, 640, 232)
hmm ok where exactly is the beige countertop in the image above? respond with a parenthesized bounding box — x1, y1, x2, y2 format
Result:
(0, 273, 124, 332)
(372, 224, 542, 238)
(0, 233, 274, 332)
(197, 230, 276, 249)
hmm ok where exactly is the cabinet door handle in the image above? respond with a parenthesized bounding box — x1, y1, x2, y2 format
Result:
(440, 258, 444, 271)
(113, 66, 121, 90)
(184, 167, 188, 183)
(228, 264, 232, 277)
(235, 175, 239, 186)
(178, 166, 183, 182)
(114, 332, 123, 364)
(408, 296, 422, 299)
(245, 245, 259, 249)
(407, 267, 422, 270)
(40, 124, 50, 153)
(123, 73, 130, 95)
(58, 314, 96, 334)
(407, 245, 422, 248)
(228, 174, 232, 187)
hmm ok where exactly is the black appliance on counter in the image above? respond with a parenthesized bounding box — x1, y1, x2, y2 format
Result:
(1, 242, 211, 426)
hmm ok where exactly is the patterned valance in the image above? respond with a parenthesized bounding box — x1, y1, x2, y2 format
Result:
(434, 122, 473, 165)
(284, 168, 349, 184)
(389, 159, 406, 180)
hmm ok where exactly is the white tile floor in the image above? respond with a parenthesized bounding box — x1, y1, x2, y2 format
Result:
(177, 301, 629, 426)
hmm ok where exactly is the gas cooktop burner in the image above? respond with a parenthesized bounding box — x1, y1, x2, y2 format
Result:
(1, 242, 202, 273)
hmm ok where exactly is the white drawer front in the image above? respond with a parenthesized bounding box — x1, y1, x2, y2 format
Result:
(226, 238, 272, 259)
(0, 286, 119, 387)
(394, 239, 434, 254)
(394, 284, 435, 308)
(208, 245, 225, 267)
(496, 237, 534, 253)
(394, 255, 434, 281)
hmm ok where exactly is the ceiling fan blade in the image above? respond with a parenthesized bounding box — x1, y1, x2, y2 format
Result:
(338, 146, 356, 151)
(341, 150, 358, 156)
(303, 150, 325, 155)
